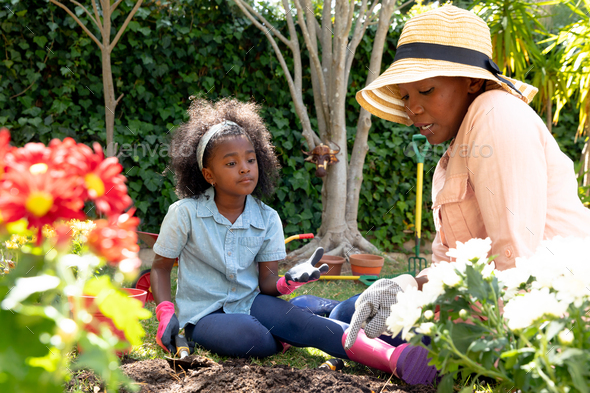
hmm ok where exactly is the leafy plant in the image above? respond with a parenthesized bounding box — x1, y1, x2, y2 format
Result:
(0, 129, 150, 392)
(385, 237, 590, 392)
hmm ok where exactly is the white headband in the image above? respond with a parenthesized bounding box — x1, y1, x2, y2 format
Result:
(196, 120, 240, 171)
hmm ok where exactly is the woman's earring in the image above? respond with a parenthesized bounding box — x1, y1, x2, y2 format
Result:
(211, 182, 216, 187)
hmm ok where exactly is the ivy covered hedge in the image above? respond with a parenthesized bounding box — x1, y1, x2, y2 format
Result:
(0, 0, 584, 251)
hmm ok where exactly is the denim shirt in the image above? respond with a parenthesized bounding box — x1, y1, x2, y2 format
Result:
(153, 187, 287, 328)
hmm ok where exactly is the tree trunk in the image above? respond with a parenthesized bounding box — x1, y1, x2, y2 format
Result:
(49, 0, 142, 157)
(234, 0, 406, 261)
(102, 48, 116, 157)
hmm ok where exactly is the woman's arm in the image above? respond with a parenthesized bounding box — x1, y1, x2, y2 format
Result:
(151, 254, 177, 304)
(258, 260, 282, 296)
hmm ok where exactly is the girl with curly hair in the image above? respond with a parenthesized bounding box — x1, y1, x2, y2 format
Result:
(150, 97, 435, 383)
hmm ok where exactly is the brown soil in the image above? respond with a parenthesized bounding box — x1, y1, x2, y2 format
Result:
(106, 356, 437, 393)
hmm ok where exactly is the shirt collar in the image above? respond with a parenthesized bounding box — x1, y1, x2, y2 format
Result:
(196, 187, 266, 230)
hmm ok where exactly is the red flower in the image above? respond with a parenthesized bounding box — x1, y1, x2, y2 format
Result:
(87, 209, 140, 264)
(0, 170, 85, 240)
(0, 128, 14, 177)
(76, 142, 132, 216)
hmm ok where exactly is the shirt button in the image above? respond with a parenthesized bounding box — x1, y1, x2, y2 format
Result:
(231, 287, 236, 292)
(505, 249, 512, 258)
(228, 251, 232, 256)
(229, 274, 234, 280)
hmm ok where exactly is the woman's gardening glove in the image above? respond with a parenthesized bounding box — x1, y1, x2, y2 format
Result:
(156, 301, 179, 353)
(344, 275, 417, 350)
(276, 247, 329, 295)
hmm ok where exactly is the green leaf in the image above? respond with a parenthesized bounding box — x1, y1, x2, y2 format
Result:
(145, 134, 157, 145)
(127, 21, 140, 32)
(137, 200, 150, 213)
(465, 265, 489, 301)
(144, 176, 161, 192)
(49, 99, 70, 114)
(450, 323, 488, 353)
(33, 36, 47, 48)
(566, 357, 589, 393)
(28, 117, 42, 127)
(23, 107, 41, 117)
(437, 373, 455, 393)
(138, 26, 150, 36)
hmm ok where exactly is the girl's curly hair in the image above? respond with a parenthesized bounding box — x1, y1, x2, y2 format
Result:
(170, 97, 280, 200)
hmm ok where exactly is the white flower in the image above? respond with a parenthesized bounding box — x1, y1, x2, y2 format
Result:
(446, 237, 492, 267)
(503, 287, 569, 331)
(386, 286, 424, 340)
(422, 262, 463, 304)
(416, 322, 435, 335)
(558, 329, 574, 346)
(423, 310, 434, 320)
(481, 261, 496, 280)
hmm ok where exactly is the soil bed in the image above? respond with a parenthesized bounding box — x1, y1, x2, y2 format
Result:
(109, 356, 436, 393)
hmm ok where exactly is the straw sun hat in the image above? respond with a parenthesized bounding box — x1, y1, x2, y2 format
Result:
(356, 5, 538, 126)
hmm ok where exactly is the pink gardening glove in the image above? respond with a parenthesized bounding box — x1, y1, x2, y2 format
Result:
(277, 247, 328, 295)
(156, 301, 179, 353)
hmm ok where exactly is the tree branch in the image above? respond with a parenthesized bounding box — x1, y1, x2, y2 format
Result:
(280, 0, 302, 93)
(48, 0, 103, 49)
(321, 1, 332, 107)
(294, 0, 330, 126)
(346, 0, 402, 224)
(91, 0, 102, 30)
(68, 0, 101, 30)
(233, 0, 319, 149)
(334, 2, 354, 88)
(109, 0, 143, 52)
(115, 93, 124, 106)
(9, 81, 36, 99)
(111, 0, 124, 13)
(237, 0, 292, 48)
(305, 0, 327, 137)
(345, 0, 377, 83)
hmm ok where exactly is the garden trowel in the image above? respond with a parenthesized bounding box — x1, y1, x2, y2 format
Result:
(166, 335, 219, 371)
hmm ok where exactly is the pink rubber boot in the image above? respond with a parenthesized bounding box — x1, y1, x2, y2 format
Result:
(342, 328, 437, 385)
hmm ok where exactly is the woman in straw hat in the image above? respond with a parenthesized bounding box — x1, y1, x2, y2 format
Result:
(292, 4, 590, 384)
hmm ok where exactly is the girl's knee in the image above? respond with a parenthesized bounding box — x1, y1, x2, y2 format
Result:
(231, 320, 279, 357)
(193, 315, 279, 358)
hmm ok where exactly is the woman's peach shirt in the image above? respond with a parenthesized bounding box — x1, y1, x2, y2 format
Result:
(421, 89, 590, 273)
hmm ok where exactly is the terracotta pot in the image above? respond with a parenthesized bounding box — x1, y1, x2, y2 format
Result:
(70, 288, 147, 353)
(318, 255, 345, 276)
(349, 254, 384, 276)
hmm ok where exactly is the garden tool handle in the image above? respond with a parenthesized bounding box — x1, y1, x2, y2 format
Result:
(415, 161, 423, 250)
(411, 134, 429, 256)
(284, 233, 315, 244)
(175, 334, 190, 359)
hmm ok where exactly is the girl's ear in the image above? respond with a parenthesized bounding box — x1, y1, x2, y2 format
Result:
(202, 168, 214, 185)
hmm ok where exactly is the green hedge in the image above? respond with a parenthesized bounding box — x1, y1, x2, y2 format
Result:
(0, 0, 584, 251)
